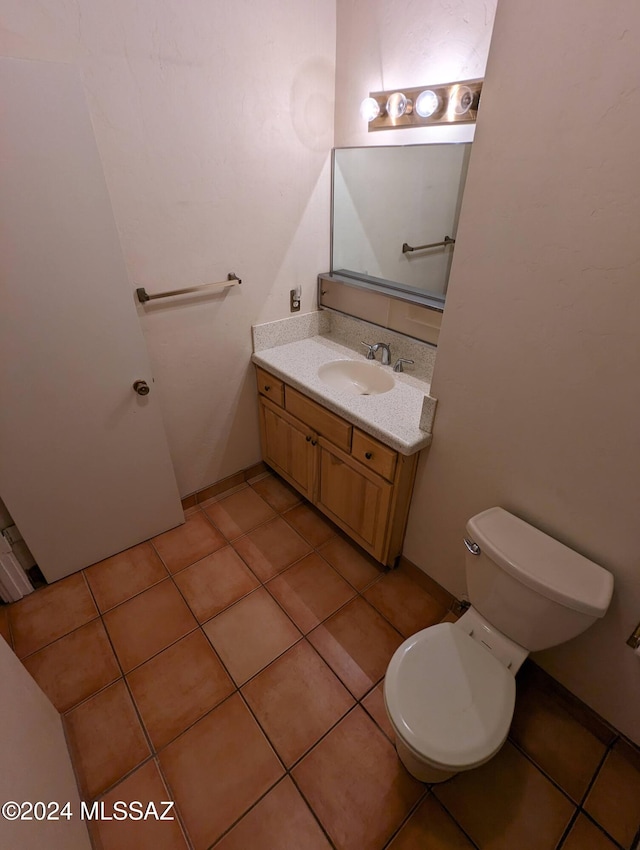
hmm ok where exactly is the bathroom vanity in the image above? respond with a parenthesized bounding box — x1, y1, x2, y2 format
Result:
(251, 314, 436, 567)
(256, 366, 418, 565)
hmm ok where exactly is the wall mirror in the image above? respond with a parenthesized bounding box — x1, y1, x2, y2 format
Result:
(330, 143, 471, 312)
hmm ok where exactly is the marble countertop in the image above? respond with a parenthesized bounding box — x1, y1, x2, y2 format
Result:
(252, 335, 434, 455)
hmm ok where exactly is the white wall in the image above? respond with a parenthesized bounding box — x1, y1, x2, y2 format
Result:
(403, 0, 640, 743)
(0, 638, 91, 850)
(0, 0, 335, 496)
(335, 0, 497, 147)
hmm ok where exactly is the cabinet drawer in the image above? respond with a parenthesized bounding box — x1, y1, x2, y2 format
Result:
(255, 367, 284, 407)
(285, 386, 352, 452)
(351, 429, 397, 482)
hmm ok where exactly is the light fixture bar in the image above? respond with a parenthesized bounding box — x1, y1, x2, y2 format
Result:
(365, 78, 482, 132)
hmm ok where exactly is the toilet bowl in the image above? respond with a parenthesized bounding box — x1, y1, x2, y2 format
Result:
(384, 507, 614, 782)
(384, 612, 524, 782)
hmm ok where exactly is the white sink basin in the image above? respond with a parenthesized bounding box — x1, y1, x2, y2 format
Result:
(318, 359, 395, 396)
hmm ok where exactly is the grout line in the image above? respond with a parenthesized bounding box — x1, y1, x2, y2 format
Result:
(150, 756, 195, 850)
(506, 736, 588, 808)
(576, 810, 629, 850)
(204, 776, 290, 850)
(554, 807, 581, 850)
(381, 788, 433, 850)
(577, 740, 613, 809)
(286, 772, 340, 850)
(429, 794, 484, 850)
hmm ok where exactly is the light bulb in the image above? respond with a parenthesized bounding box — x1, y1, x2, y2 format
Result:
(359, 97, 381, 123)
(415, 90, 440, 118)
(386, 92, 411, 119)
(451, 85, 475, 116)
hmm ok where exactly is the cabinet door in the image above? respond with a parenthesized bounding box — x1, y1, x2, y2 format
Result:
(259, 397, 315, 500)
(316, 439, 392, 560)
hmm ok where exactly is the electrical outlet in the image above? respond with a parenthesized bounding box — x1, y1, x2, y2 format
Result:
(290, 288, 301, 312)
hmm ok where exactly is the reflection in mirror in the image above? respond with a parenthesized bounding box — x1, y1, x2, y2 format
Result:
(331, 143, 471, 310)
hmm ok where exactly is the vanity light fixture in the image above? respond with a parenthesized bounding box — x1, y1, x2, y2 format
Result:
(361, 78, 482, 131)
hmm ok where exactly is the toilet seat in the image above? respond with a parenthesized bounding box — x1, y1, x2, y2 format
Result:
(384, 622, 516, 771)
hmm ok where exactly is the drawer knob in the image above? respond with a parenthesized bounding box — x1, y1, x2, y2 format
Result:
(264, 385, 271, 391)
(365, 451, 373, 460)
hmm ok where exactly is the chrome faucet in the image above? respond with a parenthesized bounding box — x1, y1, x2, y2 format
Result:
(373, 343, 392, 365)
(361, 341, 391, 366)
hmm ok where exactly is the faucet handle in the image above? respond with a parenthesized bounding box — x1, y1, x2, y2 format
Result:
(361, 341, 376, 360)
(393, 358, 414, 373)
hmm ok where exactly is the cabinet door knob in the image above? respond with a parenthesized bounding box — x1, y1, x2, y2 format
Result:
(306, 435, 311, 442)
(365, 451, 373, 460)
(311, 439, 317, 446)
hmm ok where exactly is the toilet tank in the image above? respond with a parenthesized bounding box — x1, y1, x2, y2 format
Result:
(464, 508, 614, 652)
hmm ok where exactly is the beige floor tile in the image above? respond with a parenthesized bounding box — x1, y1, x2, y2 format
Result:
(64, 680, 151, 800)
(151, 512, 226, 574)
(23, 619, 120, 712)
(361, 682, 395, 742)
(509, 670, 607, 801)
(127, 631, 234, 750)
(293, 707, 423, 850)
(203, 588, 300, 684)
(242, 641, 354, 767)
(9, 572, 98, 658)
(283, 502, 336, 547)
(584, 740, 640, 848)
(250, 473, 302, 513)
(562, 814, 621, 850)
(203, 488, 276, 540)
(214, 777, 331, 850)
(85, 542, 168, 612)
(233, 517, 312, 582)
(0, 605, 12, 647)
(267, 552, 355, 633)
(387, 794, 476, 849)
(434, 741, 575, 850)
(159, 693, 283, 850)
(104, 580, 197, 672)
(364, 570, 447, 636)
(318, 535, 383, 591)
(173, 546, 259, 623)
(88, 760, 188, 850)
(308, 597, 404, 698)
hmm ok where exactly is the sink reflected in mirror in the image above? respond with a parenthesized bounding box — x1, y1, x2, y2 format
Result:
(318, 360, 395, 396)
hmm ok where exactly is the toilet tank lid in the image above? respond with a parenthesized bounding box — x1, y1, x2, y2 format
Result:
(466, 508, 614, 617)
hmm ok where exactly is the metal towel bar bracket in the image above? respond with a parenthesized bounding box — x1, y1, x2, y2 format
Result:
(402, 236, 455, 254)
(627, 621, 640, 651)
(136, 273, 241, 304)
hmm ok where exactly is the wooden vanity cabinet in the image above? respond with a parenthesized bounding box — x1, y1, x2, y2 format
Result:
(256, 368, 419, 567)
(259, 398, 315, 501)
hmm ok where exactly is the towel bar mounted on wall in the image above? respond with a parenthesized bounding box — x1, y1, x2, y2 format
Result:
(136, 273, 241, 304)
(402, 236, 455, 254)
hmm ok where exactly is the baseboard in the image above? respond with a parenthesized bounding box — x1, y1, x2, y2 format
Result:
(180, 461, 269, 510)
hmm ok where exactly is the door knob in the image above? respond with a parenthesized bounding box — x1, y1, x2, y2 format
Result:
(133, 379, 150, 396)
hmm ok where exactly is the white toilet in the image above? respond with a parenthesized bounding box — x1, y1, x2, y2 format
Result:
(384, 507, 614, 783)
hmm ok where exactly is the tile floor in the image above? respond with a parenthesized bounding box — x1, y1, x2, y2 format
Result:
(2, 472, 640, 850)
